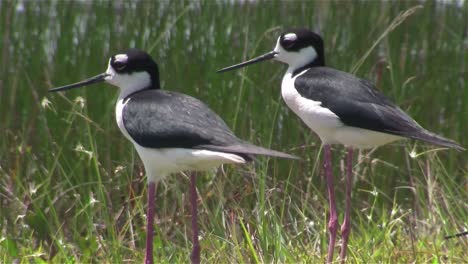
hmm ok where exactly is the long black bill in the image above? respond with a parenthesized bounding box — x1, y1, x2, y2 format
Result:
(49, 73, 109, 92)
(217, 51, 278, 73)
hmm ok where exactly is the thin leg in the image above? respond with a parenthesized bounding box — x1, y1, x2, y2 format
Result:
(145, 181, 156, 264)
(190, 173, 200, 264)
(340, 147, 354, 263)
(324, 144, 338, 263)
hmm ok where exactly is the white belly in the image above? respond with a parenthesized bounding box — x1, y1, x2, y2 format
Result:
(281, 70, 402, 148)
(134, 146, 246, 182)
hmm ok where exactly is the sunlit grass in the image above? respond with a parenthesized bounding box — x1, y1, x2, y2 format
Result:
(0, 1, 466, 263)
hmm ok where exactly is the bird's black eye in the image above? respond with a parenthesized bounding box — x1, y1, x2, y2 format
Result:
(113, 60, 126, 71)
(281, 39, 295, 49)
(281, 34, 298, 49)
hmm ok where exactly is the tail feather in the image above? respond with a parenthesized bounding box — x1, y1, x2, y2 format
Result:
(197, 143, 299, 160)
(407, 130, 465, 151)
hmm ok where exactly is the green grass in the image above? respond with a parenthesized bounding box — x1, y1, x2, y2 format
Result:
(1, 1, 467, 263)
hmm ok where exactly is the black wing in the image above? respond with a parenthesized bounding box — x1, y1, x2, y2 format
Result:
(294, 67, 463, 150)
(122, 90, 298, 159)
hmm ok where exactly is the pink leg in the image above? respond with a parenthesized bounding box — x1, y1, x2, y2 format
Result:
(340, 147, 354, 263)
(190, 173, 200, 264)
(145, 181, 156, 264)
(324, 144, 338, 263)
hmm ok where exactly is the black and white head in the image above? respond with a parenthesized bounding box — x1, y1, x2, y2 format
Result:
(50, 48, 160, 96)
(218, 28, 325, 72)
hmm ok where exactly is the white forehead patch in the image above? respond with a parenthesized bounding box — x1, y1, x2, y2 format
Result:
(283, 33, 297, 41)
(115, 54, 128, 63)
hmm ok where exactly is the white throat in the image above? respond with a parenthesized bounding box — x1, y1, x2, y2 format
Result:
(104, 62, 152, 99)
(273, 37, 318, 72)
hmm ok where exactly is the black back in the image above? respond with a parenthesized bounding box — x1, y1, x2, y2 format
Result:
(122, 89, 297, 159)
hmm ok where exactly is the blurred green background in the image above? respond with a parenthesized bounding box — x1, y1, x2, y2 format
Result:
(0, 1, 466, 263)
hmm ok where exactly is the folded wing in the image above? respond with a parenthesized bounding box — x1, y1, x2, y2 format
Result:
(295, 68, 464, 151)
(122, 90, 298, 159)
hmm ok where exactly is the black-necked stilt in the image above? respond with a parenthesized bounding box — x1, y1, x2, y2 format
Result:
(218, 28, 464, 263)
(49, 48, 297, 264)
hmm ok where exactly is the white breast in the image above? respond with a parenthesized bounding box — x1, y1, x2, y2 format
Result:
(280, 69, 402, 148)
(281, 69, 342, 144)
(115, 97, 133, 141)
